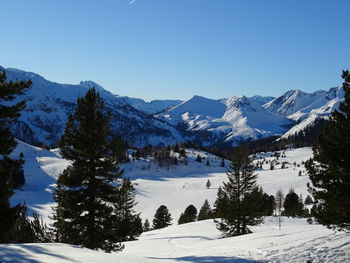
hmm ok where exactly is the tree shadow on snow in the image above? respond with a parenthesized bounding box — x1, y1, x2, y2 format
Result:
(0, 244, 77, 263)
(147, 256, 263, 263)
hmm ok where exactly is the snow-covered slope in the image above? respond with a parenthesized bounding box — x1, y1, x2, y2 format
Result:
(268, 88, 345, 139)
(159, 95, 293, 144)
(1, 65, 344, 146)
(0, 65, 182, 147)
(11, 140, 313, 225)
(1, 217, 349, 263)
(6, 141, 350, 263)
(117, 96, 182, 114)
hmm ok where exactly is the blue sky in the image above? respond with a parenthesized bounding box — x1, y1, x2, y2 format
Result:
(1, 0, 349, 100)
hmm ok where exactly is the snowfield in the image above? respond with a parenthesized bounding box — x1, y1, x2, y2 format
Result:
(1, 218, 349, 263)
(4, 140, 350, 263)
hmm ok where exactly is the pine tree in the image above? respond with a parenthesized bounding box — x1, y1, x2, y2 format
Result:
(53, 88, 123, 252)
(283, 188, 304, 217)
(197, 199, 212, 221)
(196, 154, 202, 162)
(0, 71, 30, 243)
(178, 205, 197, 224)
(114, 178, 143, 241)
(305, 70, 350, 231)
(152, 205, 172, 229)
(215, 147, 262, 237)
(206, 179, 211, 189)
(213, 186, 228, 218)
(4, 204, 51, 243)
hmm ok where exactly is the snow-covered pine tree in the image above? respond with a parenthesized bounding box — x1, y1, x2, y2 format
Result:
(305, 70, 350, 231)
(215, 147, 262, 237)
(0, 71, 31, 243)
(152, 205, 172, 229)
(53, 88, 123, 252)
(197, 199, 213, 220)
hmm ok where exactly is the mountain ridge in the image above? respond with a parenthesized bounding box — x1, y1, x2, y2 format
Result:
(0, 65, 344, 147)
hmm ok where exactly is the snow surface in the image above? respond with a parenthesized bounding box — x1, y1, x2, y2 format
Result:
(4, 141, 350, 262)
(1, 218, 349, 263)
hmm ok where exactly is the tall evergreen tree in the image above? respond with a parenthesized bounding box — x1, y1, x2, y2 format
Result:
(0, 71, 31, 242)
(305, 70, 350, 231)
(197, 199, 213, 221)
(53, 88, 123, 252)
(215, 147, 262, 237)
(152, 205, 172, 229)
(114, 178, 143, 241)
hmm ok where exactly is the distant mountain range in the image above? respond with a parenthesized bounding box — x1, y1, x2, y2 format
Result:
(0, 65, 344, 147)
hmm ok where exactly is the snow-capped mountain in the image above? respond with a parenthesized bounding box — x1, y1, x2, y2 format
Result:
(264, 88, 344, 138)
(117, 96, 182, 114)
(0, 65, 345, 147)
(158, 95, 293, 144)
(0, 66, 183, 147)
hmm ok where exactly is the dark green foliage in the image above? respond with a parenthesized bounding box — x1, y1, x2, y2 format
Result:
(213, 186, 228, 218)
(114, 178, 143, 241)
(152, 205, 172, 229)
(206, 179, 211, 189)
(12, 166, 25, 189)
(110, 132, 129, 162)
(196, 154, 202, 162)
(251, 187, 275, 216)
(305, 70, 350, 231)
(53, 88, 123, 252)
(2, 204, 52, 243)
(0, 71, 30, 243)
(178, 205, 197, 224)
(197, 199, 213, 221)
(206, 159, 210, 166)
(283, 188, 304, 217)
(215, 147, 263, 237)
(143, 219, 151, 232)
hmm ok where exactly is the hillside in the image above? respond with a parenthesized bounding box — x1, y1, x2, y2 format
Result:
(0, 66, 183, 147)
(0, 65, 344, 147)
(10, 140, 312, 223)
(6, 140, 350, 262)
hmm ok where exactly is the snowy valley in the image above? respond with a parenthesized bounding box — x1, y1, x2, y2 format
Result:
(3, 140, 349, 263)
